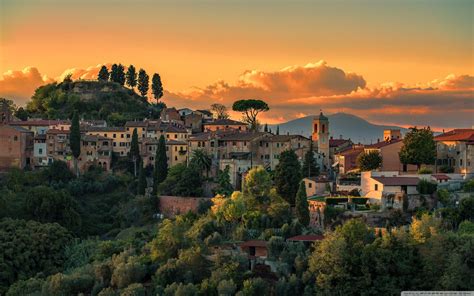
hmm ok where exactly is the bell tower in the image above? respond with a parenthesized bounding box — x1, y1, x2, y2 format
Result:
(312, 111, 330, 170)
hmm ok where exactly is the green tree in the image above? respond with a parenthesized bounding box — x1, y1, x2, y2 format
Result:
(153, 135, 168, 194)
(116, 64, 126, 85)
(125, 65, 137, 89)
(214, 165, 234, 197)
(129, 128, 140, 177)
(357, 151, 382, 171)
(109, 64, 119, 83)
(232, 99, 269, 131)
(151, 73, 164, 103)
(301, 141, 319, 177)
(25, 186, 81, 232)
(70, 112, 81, 177)
(274, 150, 302, 205)
(98, 65, 109, 81)
(137, 164, 147, 195)
(263, 123, 268, 132)
(190, 149, 212, 178)
(399, 127, 436, 169)
(276, 125, 280, 135)
(173, 164, 203, 197)
(0, 219, 72, 294)
(210, 103, 229, 119)
(137, 69, 149, 98)
(14, 107, 28, 121)
(295, 181, 310, 226)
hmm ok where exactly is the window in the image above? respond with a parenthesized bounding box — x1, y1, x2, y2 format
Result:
(322, 124, 326, 133)
(374, 184, 378, 191)
(233, 141, 236, 146)
(127, 134, 130, 138)
(174, 134, 177, 139)
(113, 134, 116, 138)
(39, 148, 43, 154)
(13, 136, 18, 141)
(460, 159, 463, 166)
(121, 134, 124, 138)
(314, 123, 318, 133)
(308, 182, 312, 188)
(175, 156, 178, 161)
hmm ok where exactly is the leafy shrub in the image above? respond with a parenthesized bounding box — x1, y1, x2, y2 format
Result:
(110, 253, 146, 289)
(42, 272, 95, 296)
(439, 165, 454, 173)
(120, 283, 146, 296)
(0, 219, 72, 294)
(464, 179, 474, 192)
(417, 180, 437, 194)
(418, 167, 432, 174)
(6, 277, 44, 296)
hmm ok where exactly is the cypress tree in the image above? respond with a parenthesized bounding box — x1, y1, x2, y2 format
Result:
(276, 125, 280, 135)
(137, 163, 147, 195)
(264, 123, 268, 132)
(117, 64, 126, 86)
(129, 128, 140, 177)
(153, 135, 168, 194)
(125, 65, 138, 89)
(151, 73, 164, 103)
(137, 69, 150, 98)
(110, 64, 119, 82)
(70, 112, 81, 177)
(274, 149, 302, 205)
(301, 141, 319, 178)
(295, 181, 310, 226)
(98, 65, 109, 81)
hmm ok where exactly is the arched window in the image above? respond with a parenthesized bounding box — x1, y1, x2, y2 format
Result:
(322, 124, 326, 133)
(314, 123, 318, 133)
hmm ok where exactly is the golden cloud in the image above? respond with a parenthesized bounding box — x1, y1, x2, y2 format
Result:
(0, 67, 54, 105)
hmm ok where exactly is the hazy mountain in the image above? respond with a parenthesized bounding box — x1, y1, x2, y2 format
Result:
(269, 113, 408, 144)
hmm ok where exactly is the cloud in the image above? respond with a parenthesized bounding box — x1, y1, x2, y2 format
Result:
(0, 67, 54, 105)
(163, 63, 473, 129)
(163, 60, 366, 106)
(430, 74, 474, 90)
(2, 61, 472, 129)
(58, 63, 113, 81)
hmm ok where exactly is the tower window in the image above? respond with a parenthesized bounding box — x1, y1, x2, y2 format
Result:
(314, 124, 318, 133)
(322, 124, 326, 133)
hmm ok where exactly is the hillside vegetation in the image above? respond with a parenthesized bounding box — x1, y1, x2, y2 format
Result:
(26, 80, 163, 126)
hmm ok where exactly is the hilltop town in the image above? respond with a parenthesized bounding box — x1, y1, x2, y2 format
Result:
(0, 72, 473, 295)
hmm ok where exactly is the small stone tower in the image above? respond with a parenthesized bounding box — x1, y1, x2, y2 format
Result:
(312, 111, 330, 170)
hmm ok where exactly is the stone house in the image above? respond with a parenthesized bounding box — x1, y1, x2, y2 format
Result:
(0, 125, 34, 170)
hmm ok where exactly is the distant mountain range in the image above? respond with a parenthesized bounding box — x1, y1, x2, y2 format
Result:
(269, 113, 408, 144)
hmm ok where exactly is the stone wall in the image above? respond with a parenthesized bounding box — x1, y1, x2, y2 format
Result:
(159, 195, 211, 218)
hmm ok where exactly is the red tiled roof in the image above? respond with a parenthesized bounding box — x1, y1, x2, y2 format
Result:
(10, 119, 70, 126)
(431, 174, 450, 180)
(240, 240, 267, 248)
(336, 147, 364, 157)
(330, 138, 351, 148)
(288, 235, 324, 242)
(434, 129, 474, 142)
(365, 139, 402, 149)
(204, 119, 246, 126)
(47, 128, 70, 134)
(372, 176, 419, 186)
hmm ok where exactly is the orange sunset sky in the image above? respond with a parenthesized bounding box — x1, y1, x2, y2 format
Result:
(0, 0, 473, 129)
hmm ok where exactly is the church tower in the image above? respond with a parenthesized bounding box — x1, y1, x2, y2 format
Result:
(312, 111, 330, 170)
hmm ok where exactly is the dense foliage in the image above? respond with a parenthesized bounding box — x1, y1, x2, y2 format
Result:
(357, 150, 382, 171)
(26, 80, 153, 124)
(399, 127, 437, 169)
(1, 162, 473, 295)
